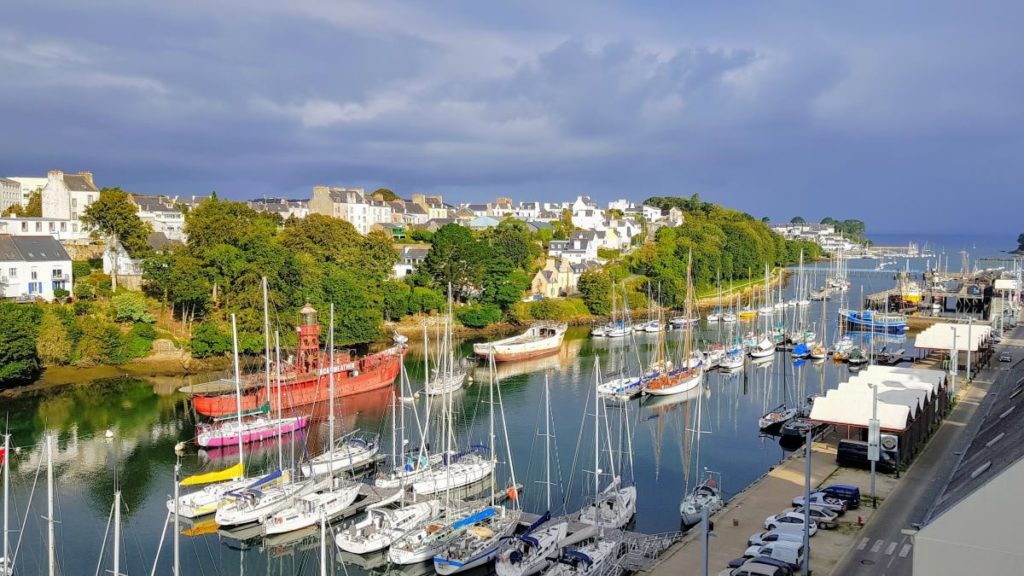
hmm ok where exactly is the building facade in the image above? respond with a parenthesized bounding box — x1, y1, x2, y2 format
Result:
(0, 178, 20, 213)
(309, 186, 393, 234)
(41, 170, 100, 221)
(0, 234, 73, 301)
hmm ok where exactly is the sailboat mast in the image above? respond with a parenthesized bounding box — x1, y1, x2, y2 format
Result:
(275, 331, 283, 468)
(2, 432, 9, 575)
(593, 357, 601, 511)
(329, 303, 336, 479)
(46, 433, 54, 576)
(173, 456, 180, 576)
(113, 487, 121, 576)
(489, 350, 497, 508)
(263, 277, 271, 412)
(231, 315, 244, 467)
(544, 374, 551, 511)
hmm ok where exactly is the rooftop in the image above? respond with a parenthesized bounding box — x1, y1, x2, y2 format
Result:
(0, 234, 71, 262)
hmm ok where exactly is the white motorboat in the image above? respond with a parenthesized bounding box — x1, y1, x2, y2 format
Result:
(749, 338, 775, 359)
(263, 479, 361, 535)
(596, 375, 644, 398)
(335, 499, 441, 554)
(474, 322, 567, 361)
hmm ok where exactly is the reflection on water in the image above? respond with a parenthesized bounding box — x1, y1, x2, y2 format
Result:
(0, 259, 929, 574)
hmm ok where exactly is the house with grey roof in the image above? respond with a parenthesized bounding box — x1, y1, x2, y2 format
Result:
(40, 170, 100, 222)
(248, 198, 309, 220)
(0, 234, 72, 301)
(393, 245, 430, 278)
(132, 194, 187, 241)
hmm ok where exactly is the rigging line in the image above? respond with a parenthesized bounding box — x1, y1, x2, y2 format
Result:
(562, 376, 591, 511)
(11, 449, 43, 569)
(93, 499, 115, 576)
(148, 510, 171, 576)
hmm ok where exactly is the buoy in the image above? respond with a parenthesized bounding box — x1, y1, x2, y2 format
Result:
(105, 429, 115, 439)
(507, 487, 519, 501)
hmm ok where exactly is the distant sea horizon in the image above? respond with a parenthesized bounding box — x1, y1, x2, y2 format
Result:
(867, 232, 1015, 263)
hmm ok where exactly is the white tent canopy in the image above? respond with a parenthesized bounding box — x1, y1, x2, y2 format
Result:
(861, 365, 946, 394)
(914, 323, 992, 352)
(810, 388, 911, 431)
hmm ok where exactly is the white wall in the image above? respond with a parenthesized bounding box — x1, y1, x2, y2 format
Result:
(0, 217, 91, 242)
(913, 459, 1024, 574)
(1, 258, 72, 301)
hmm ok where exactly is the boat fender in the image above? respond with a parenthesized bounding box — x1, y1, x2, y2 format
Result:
(351, 370, 360, 377)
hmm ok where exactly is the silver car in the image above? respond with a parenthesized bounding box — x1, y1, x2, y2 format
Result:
(791, 492, 847, 515)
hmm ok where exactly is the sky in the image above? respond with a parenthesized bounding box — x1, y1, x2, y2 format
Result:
(2, 0, 1022, 235)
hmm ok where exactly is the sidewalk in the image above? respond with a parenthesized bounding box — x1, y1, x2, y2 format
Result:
(645, 442, 840, 575)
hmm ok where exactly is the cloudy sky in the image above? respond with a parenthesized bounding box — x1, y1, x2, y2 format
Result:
(2, 0, 1021, 235)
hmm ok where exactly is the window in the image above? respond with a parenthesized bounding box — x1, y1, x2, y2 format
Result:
(34, 222, 41, 232)
(30, 270, 37, 280)
(60, 222, 66, 231)
(52, 268, 63, 278)
(20, 222, 27, 232)
(72, 198, 78, 208)
(8, 268, 16, 278)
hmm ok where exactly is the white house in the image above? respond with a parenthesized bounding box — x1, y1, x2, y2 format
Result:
(548, 231, 598, 264)
(641, 204, 663, 222)
(393, 245, 430, 278)
(41, 170, 100, 222)
(606, 218, 642, 249)
(6, 177, 47, 206)
(391, 201, 430, 227)
(0, 217, 91, 242)
(309, 186, 393, 234)
(570, 196, 605, 230)
(132, 194, 187, 241)
(0, 234, 73, 301)
(0, 178, 20, 213)
(607, 198, 635, 212)
(514, 202, 540, 220)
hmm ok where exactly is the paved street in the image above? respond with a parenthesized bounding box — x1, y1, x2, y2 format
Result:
(832, 325, 1023, 576)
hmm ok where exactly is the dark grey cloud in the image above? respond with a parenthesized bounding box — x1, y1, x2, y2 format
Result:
(1, 0, 1022, 234)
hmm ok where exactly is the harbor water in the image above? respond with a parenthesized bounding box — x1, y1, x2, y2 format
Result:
(0, 258, 930, 575)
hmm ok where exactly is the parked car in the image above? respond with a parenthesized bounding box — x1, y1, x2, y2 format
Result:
(836, 439, 897, 473)
(726, 555, 796, 574)
(747, 530, 805, 547)
(999, 351, 1012, 363)
(821, 484, 861, 509)
(787, 505, 838, 528)
(791, 492, 847, 515)
(741, 541, 804, 570)
(719, 558, 793, 576)
(764, 511, 818, 536)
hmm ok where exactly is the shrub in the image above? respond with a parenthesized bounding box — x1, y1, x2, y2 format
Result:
(36, 309, 72, 365)
(408, 286, 445, 314)
(53, 288, 70, 300)
(509, 298, 591, 323)
(0, 303, 43, 385)
(597, 248, 621, 260)
(130, 322, 157, 340)
(73, 301, 92, 316)
(76, 316, 126, 365)
(111, 292, 155, 323)
(73, 281, 96, 300)
(191, 321, 232, 358)
(456, 304, 501, 328)
(72, 260, 92, 279)
(577, 270, 612, 315)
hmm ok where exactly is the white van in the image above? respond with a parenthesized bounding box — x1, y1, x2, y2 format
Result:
(742, 541, 804, 569)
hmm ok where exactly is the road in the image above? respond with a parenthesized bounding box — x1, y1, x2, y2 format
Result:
(833, 325, 1023, 576)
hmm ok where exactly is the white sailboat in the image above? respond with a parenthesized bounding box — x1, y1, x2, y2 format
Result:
(263, 480, 361, 535)
(301, 304, 381, 478)
(432, 351, 523, 575)
(679, 388, 724, 526)
(335, 499, 442, 554)
(496, 375, 569, 576)
(376, 363, 440, 489)
(424, 287, 467, 396)
(578, 359, 637, 529)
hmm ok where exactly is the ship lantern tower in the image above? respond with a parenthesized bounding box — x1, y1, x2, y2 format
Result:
(296, 302, 321, 374)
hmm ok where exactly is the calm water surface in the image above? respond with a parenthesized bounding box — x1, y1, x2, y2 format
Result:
(1, 259, 925, 575)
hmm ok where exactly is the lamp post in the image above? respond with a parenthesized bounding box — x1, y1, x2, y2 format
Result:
(803, 422, 812, 575)
(966, 318, 973, 382)
(868, 383, 879, 509)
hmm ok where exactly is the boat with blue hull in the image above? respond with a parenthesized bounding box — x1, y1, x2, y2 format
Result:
(838, 309, 907, 334)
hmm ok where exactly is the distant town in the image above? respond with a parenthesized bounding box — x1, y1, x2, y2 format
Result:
(0, 169, 887, 304)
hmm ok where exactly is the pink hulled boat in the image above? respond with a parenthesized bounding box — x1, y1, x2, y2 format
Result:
(196, 415, 309, 448)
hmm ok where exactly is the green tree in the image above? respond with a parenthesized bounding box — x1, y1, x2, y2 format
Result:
(577, 269, 612, 315)
(372, 188, 399, 201)
(0, 303, 43, 385)
(484, 219, 538, 270)
(190, 321, 231, 358)
(422, 224, 487, 300)
(1018, 233, 1024, 251)
(321, 270, 382, 345)
(184, 197, 277, 255)
(790, 216, 806, 224)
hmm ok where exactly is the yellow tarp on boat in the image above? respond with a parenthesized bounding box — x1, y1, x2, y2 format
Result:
(181, 462, 243, 486)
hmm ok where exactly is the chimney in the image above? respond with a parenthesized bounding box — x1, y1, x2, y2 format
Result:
(48, 169, 63, 185)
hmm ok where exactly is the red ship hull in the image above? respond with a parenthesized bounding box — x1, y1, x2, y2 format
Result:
(193, 347, 404, 418)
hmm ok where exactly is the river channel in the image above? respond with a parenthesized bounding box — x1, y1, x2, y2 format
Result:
(1, 259, 924, 575)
